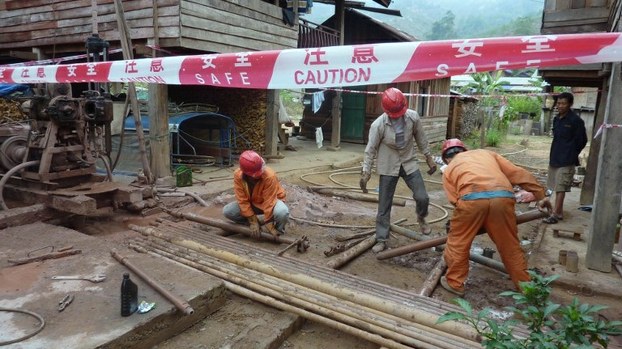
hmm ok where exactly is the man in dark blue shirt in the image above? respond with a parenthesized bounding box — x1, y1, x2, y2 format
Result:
(543, 92, 588, 224)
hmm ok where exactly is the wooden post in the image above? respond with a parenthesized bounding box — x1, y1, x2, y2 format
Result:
(328, 0, 345, 151)
(147, 0, 171, 178)
(148, 85, 170, 178)
(580, 77, 608, 205)
(586, 62, 622, 272)
(265, 90, 279, 157)
(113, 0, 153, 183)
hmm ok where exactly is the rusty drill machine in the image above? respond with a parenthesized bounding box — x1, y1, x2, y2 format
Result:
(0, 35, 145, 215)
(21, 88, 113, 183)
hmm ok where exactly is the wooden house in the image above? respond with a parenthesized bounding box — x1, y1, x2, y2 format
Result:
(539, 0, 621, 204)
(0, 0, 339, 171)
(299, 8, 452, 145)
(539, 0, 622, 271)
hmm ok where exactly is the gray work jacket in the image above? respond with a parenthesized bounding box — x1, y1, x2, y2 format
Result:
(362, 110, 431, 176)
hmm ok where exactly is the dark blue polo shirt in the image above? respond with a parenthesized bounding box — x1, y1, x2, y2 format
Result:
(549, 110, 587, 167)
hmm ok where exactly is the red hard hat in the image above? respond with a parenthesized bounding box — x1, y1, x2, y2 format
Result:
(381, 88, 408, 119)
(441, 138, 467, 163)
(239, 150, 265, 178)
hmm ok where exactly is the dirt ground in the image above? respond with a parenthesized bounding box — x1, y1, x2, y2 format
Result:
(16, 134, 621, 348)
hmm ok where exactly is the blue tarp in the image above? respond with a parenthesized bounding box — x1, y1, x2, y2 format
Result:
(0, 83, 30, 97)
(123, 112, 234, 132)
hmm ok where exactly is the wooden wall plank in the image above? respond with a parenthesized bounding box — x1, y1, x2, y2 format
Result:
(0, 0, 295, 54)
(180, 1, 297, 42)
(180, 14, 297, 49)
(543, 6, 609, 21)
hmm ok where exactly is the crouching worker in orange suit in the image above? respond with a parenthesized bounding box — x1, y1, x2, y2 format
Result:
(439, 139, 552, 296)
(223, 150, 289, 239)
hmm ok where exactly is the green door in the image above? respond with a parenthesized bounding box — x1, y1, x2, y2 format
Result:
(340, 86, 366, 142)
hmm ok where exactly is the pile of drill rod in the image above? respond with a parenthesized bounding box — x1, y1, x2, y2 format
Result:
(129, 220, 484, 349)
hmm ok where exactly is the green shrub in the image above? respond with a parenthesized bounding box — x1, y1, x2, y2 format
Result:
(505, 96, 543, 122)
(486, 128, 502, 147)
(437, 272, 622, 349)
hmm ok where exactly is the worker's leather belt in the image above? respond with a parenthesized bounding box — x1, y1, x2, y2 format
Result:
(461, 190, 514, 201)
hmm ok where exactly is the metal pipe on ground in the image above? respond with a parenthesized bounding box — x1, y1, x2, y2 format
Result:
(110, 249, 194, 315)
(390, 224, 431, 240)
(227, 282, 414, 349)
(326, 235, 376, 269)
(143, 220, 505, 343)
(144, 231, 480, 342)
(377, 209, 548, 260)
(310, 187, 406, 206)
(166, 210, 300, 245)
(419, 258, 447, 297)
(150, 219, 462, 317)
(132, 239, 477, 349)
(335, 218, 407, 242)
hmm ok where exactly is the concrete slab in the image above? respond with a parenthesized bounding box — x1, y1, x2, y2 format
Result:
(0, 223, 226, 349)
(529, 207, 622, 299)
(155, 293, 302, 349)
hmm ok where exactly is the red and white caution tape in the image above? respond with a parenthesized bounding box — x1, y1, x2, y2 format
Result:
(0, 33, 620, 89)
(594, 123, 622, 139)
(2, 49, 124, 67)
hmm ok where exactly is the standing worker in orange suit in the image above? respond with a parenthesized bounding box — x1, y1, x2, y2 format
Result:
(360, 87, 437, 254)
(223, 150, 288, 238)
(439, 139, 551, 296)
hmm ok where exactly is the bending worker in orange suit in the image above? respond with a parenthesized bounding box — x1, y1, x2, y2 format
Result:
(439, 139, 551, 296)
(223, 150, 288, 238)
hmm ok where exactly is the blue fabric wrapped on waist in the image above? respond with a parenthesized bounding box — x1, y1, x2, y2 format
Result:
(461, 190, 514, 201)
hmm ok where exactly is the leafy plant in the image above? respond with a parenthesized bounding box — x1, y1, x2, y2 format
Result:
(437, 272, 622, 349)
(486, 127, 502, 147)
(504, 95, 543, 122)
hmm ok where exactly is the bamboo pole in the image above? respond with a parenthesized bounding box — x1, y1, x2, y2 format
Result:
(132, 238, 478, 349)
(419, 258, 447, 297)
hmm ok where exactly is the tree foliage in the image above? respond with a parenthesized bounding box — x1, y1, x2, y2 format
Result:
(427, 10, 457, 40)
(437, 272, 622, 349)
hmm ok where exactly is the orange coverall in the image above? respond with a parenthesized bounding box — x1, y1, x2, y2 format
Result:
(233, 167, 286, 223)
(442, 149, 545, 291)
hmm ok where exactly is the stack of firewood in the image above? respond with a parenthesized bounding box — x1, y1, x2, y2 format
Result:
(207, 89, 267, 153)
(0, 98, 26, 124)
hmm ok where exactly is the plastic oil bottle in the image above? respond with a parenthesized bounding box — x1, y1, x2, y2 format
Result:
(121, 273, 138, 316)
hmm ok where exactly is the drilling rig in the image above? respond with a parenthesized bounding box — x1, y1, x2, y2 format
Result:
(0, 35, 146, 215)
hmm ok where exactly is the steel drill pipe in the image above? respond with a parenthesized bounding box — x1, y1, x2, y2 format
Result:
(132, 239, 476, 349)
(327, 235, 376, 269)
(156, 234, 480, 341)
(152, 219, 463, 316)
(311, 187, 407, 206)
(129, 224, 479, 341)
(167, 210, 299, 245)
(419, 258, 447, 297)
(133, 237, 479, 349)
(377, 209, 548, 260)
(110, 249, 194, 315)
(136, 221, 498, 344)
